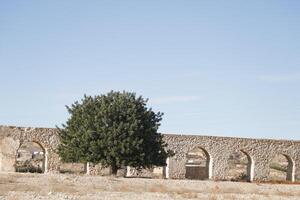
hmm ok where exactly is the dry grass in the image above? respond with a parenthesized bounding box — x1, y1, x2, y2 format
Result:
(148, 184, 169, 193)
(178, 192, 198, 199)
(209, 194, 217, 200)
(1, 173, 300, 200)
(255, 180, 300, 185)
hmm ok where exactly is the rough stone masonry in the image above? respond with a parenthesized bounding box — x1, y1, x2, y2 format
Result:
(0, 125, 299, 181)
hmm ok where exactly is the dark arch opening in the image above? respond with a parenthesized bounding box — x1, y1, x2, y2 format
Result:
(270, 154, 294, 182)
(15, 141, 45, 173)
(185, 147, 211, 180)
(227, 150, 253, 181)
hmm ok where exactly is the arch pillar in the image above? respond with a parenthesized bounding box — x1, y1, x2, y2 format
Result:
(208, 155, 213, 179)
(253, 156, 269, 181)
(163, 157, 170, 179)
(248, 156, 255, 182)
(44, 148, 49, 173)
(0, 137, 20, 172)
(285, 155, 295, 182)
(85, 162, 90, 175)
(46, 149, 60, 173)
(168, 153, 186, 179)
(295, 158, 300, 181)
(210, 153, 228, 180)
(242, 151, 255, 182)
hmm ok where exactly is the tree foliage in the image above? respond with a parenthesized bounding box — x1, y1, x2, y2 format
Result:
(57, 91, 173, 174)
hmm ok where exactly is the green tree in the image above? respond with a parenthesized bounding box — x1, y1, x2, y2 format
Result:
(57, 91, 173, 175)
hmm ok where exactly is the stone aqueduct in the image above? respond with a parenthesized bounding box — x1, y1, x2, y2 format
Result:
(0, 125, 299, 181)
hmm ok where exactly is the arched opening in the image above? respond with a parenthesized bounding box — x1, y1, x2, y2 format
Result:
(270, 154, 295, 182)
(15, 141, 45, 173)
(185, 147, 211, 180)
(227, 150, 253, 181)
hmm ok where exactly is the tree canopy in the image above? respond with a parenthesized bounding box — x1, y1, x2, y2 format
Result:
(57, 91, 173, 174)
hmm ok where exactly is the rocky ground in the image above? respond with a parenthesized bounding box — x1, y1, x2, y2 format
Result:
(0, 173, 299, 200)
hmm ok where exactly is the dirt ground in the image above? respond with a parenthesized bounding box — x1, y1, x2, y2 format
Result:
(0, 173, 299, 200)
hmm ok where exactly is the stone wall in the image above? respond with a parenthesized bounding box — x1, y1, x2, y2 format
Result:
(0, 126, 60, 173)
(163, 134, 300, 181)
(0, 125, 299, 182)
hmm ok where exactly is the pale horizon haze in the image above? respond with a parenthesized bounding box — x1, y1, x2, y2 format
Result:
(1, 1, 300, 140)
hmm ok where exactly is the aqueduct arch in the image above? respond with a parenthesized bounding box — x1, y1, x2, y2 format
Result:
(16, 141, 46, 173)
(0, 126, 60, 173)
(0, 126, 299, 182)
(227, 150, 254, 181)
(163, 134, 300, 182)
(185, 147, 212, 180)
(269, 153, 295, 182)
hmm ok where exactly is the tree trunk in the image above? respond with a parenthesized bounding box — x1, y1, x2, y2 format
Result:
(111, 164, 118, 176)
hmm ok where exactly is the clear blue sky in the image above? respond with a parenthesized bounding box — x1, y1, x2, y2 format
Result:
(1, 1, 299, 140)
